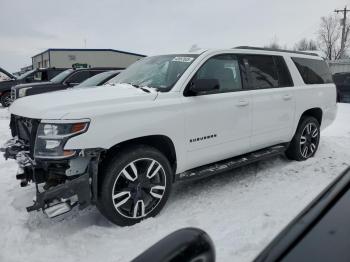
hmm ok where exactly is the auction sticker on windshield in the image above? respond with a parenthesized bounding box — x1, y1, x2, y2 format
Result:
(172, 57, 194, 62)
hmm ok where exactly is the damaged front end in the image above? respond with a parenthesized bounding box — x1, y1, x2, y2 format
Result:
(1, 115, 102, 218)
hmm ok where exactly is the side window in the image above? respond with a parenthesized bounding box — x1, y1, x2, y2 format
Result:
(244, 55, 279, 89)
(34, 71, 43, 81)
(292, 57, 333, 84)
(274, 56, 293, 87)
(65, 71, 91, 84)
(192, 54, 243, 95)
(25, 72, 35, 82)
(48, 70, 62, 80)
(89, 70, 104, 77)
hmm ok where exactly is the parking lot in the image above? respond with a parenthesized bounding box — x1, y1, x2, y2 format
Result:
(0, 103, 348, 262)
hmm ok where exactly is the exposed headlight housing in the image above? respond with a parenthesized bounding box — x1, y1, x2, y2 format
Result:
(34, 121, 89, 159)
(18, 87, 32, 98)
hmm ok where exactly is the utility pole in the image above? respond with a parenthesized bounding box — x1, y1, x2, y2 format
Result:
(335, 6, 350, 59)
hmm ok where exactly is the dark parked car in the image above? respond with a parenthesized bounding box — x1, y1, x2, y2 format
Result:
(11, 67, 123, 102)
(333, 72, 350, 103)
(0, 67, 66, 107)
(0, 67, 15, 82)
(75, 70, 122, 88)
(133, 167, 350, 262)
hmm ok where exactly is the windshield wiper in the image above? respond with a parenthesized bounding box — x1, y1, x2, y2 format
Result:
(124, 82, 151, 93)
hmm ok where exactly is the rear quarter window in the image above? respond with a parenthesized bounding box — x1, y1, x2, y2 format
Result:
(292, 57, 333, 85)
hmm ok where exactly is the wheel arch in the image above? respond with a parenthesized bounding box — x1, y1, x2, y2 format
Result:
(299, 107, 323, 126)
(101, 134, 177, 173)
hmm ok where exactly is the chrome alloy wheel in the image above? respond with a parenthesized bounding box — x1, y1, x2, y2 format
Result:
(111, 158, 167, 219)
(300, 122, 319, 158)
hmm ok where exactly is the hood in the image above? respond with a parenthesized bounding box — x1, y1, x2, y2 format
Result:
(9, 84, 158, 119)
(13, 81, 52, 89)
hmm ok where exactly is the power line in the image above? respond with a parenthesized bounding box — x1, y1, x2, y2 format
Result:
(334, 6, 350, 59)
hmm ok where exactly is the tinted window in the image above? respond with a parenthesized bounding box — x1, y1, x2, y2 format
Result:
(292, 57, 333, 84)
(275, 56, 293, 87)
(65, 71, 91, 84)
(89, 70, 105, 77)
(193, 54, 242, 95)
(245, 55, 279, 89)
(50, 69, 74, 83)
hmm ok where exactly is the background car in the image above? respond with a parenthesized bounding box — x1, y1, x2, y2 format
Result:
(0, 67, 15, 82)
(0, 67, 66, 107)
(333, 72, 350, 103)
(75, 70, 122, 88)
(11, 67, 124, 102)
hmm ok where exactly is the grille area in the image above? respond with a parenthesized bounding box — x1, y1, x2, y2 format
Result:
(10, 114, 40, 156)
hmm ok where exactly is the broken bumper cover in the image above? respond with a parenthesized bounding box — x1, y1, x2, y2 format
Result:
(26, 173, 91, 213)
(1, 138, 92, 216)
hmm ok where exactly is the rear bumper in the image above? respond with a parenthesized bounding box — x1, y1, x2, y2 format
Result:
(321, 104, 337, 131)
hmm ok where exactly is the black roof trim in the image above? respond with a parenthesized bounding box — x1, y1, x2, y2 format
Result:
(32, 48, 146, 58)
(234, 46, 319, 57)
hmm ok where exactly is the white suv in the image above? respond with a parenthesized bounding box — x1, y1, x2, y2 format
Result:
(2, 47, 337, 226)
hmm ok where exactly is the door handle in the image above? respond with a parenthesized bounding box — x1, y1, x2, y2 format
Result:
(283, 94, 292, 101)
(236, 100, 249, 107)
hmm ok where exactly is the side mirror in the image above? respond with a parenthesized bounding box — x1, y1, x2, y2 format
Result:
(190, 79, 220, 93)
(132, 228, 215, 262)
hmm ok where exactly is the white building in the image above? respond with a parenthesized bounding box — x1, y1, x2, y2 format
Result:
(32, 48, 146, 69)
(328, 60, 350, 74)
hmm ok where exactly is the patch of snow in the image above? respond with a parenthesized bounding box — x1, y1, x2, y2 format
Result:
(0, 104, 349, 262)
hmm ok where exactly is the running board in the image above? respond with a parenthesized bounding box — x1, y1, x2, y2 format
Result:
(176, 144, 288, 181)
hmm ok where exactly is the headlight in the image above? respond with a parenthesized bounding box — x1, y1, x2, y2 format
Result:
(34, 121, 89, 159)
(18, 87, 32, 98)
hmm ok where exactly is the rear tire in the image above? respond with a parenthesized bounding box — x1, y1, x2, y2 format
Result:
(285, 116, 320, 161)
(1, 92, 11, 107)
(97, 145, 173, 226)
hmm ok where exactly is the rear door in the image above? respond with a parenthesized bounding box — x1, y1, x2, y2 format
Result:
(243, 54, 295, 150)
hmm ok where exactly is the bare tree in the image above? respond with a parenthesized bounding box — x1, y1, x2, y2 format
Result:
(317, 14, 349, 60)
(294, 38, 318, 51)
(264, 37, 282, 50)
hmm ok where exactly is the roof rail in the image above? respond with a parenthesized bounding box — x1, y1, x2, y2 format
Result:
(234, 46, 319, 57)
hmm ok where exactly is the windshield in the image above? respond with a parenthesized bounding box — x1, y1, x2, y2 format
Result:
(76, 71, 118, 88)
(109, 54, 198, 91)
(50, 69, 74, 83)
(17, 69, 36, 80)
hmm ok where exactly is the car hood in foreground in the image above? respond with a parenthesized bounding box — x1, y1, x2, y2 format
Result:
(9, 84, 158, 119)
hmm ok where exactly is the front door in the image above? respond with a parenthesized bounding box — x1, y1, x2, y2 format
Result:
(182, 54, 252, 170)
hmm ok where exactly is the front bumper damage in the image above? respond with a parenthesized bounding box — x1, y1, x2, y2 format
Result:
(1, 137, 100, 218)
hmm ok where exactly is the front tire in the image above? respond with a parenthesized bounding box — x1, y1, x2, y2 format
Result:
(98, 145, 173, 226)
(286, 116, 320, 161)
(1, 92, 11, 107)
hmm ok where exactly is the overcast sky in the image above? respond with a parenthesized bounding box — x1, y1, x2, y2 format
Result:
(0, 0, 347, 72)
